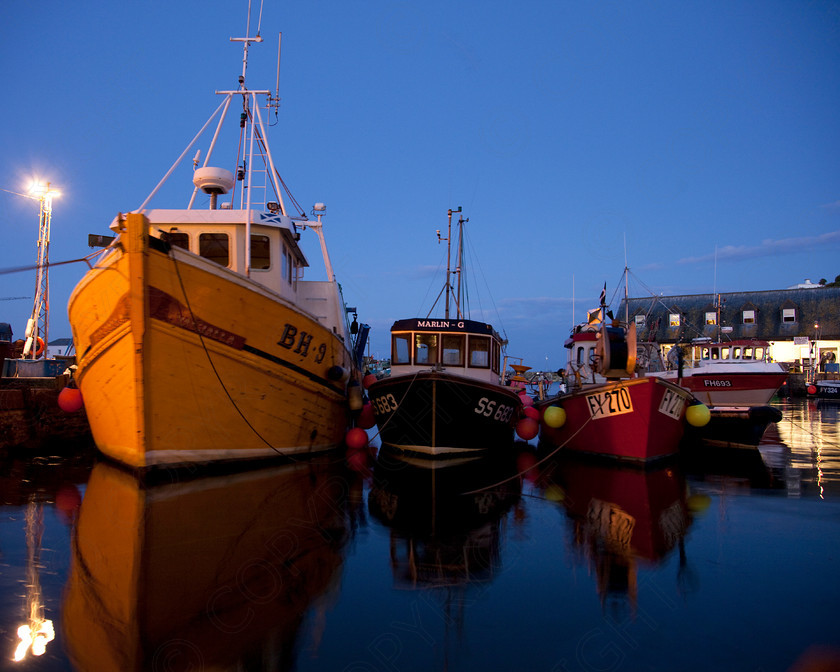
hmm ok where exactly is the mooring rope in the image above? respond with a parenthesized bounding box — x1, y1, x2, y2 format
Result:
(0, 250, 104, 277)
(170, 248, 302, 460)
(363, 369, 424, 445)
(459, 412, 596, 496)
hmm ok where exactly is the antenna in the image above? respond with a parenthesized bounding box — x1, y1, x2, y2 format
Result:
(713, 244, 717, 298)
(231, 1, 264, 84)
(275, 32, 282, 105)
(623, 232, 629, 323)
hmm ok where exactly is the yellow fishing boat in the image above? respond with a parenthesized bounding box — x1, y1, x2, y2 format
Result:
(67, 16, 366, 469)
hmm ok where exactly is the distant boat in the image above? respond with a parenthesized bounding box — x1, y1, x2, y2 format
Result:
(67, 19, 366, 469)
(641, 337, 788, 407)
(367, 208, 524, 458)
(535, 291, 694, 463)
(807, 379, 840, 401)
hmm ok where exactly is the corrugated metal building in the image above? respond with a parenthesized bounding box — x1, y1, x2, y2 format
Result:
(620, 285, 840, 371)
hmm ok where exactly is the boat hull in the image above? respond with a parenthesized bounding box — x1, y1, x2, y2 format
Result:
(810, 380, 840, 401)
(68, 214, 353, 469)
(367, 371, 522, 456)
(682, 405, 783, 449)
(537, 377, 692, 462)
(651, 370, 787, 407)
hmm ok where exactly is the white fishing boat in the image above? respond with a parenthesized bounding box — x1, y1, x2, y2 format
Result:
(642, 337, 788, 407)
(67, 11, 366, 469)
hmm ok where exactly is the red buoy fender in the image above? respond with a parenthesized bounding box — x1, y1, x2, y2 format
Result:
(58, 386, 84, 413)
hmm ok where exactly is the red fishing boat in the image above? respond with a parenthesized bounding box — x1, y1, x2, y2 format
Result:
(536, 296, 696, 463)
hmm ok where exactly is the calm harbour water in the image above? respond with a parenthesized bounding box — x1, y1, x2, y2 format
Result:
(1, 397, 839, 672)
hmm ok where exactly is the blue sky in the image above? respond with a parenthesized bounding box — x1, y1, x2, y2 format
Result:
(1, 1, 839, 371)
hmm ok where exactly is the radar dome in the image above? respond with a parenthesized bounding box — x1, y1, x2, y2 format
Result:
(193, 167, 235, 194)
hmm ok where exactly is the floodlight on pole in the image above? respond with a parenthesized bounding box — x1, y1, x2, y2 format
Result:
(22, 181, 60, 359)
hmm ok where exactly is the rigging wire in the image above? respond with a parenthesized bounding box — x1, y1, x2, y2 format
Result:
(460, 223, 508, 342)
(420, 246, 450, 318)
(624, 268, 712, 341)
(460, 413, 596, 496)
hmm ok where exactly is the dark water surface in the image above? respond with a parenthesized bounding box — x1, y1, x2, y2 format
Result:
(2, 398, 839, 672)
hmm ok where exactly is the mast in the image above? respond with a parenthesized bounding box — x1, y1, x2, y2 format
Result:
(623, 234, 629, 324)
(440, 206, 460, 319)
(454, 212, 468, 320)
(624, 266, 629, 324)
(445, 208, 452, 319)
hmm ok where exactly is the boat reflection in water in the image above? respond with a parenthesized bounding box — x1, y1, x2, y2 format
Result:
(62, 457, 357, 671)
(536, 453, 696, 615)
(368, 446, 521, 590)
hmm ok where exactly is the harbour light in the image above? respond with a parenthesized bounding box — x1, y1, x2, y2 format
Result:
(14, 619, 54, 662)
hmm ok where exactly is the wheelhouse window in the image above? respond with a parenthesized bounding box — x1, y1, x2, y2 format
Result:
(743, 309, 755, 324)
(705, 312, 716, 325)
(415, 334, 438, 365)
(634, 314, 646, 329)
(442, 334, 465, 366)
(492, 340, 501, 373)
(250, 234, 270, 270)
(669, 313, 680, 327)
(168, 232, 190, 250)
(782, 308, 796, 323)
(199, 233, 230, 267)
(468, 336, 490, 368)
(392, 334, 411, 364)
(281, 244, 289, 282)
(576, 345, 592, 365)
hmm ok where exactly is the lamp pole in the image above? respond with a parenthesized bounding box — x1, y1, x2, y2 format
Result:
(814, 322, 821, 374)
(23, 182, 59, 359)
